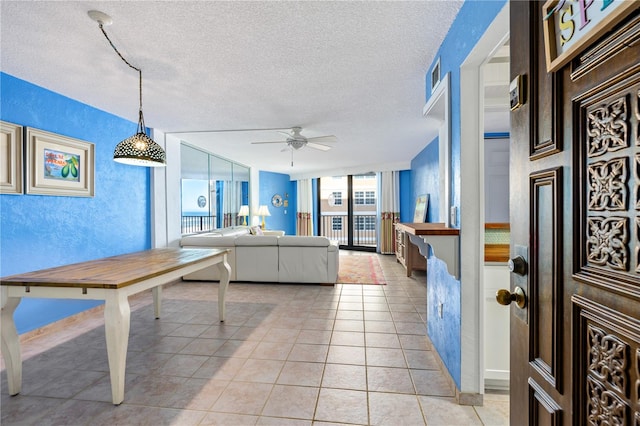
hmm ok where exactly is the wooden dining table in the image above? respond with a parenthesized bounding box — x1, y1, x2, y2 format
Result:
(0, 247, 231, 405)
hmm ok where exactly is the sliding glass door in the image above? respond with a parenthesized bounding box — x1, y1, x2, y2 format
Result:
(318, 173, 377, 251)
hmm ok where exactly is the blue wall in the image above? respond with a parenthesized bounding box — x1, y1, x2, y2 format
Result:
(427, 256, 461, 387)
(399, 170, 413, 223)
(258, 171, 296, 235)
(411, 139, 440, 223)
(0, 73, 152, 334)
(410, 0, 507, 390)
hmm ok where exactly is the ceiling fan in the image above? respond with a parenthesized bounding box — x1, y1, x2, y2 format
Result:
(251, 127, 337, 166)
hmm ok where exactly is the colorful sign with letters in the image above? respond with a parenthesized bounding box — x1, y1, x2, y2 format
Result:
(542, 0, 639, 72)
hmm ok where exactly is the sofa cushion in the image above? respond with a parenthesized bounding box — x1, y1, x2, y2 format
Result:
(236, 245, 279, 281)
(249, 226, 263, 235)
(278, 236, 331, 247)
(235, 235, 279, 246)
(216, 227, 251, 237)
(181, 234, 238, 247)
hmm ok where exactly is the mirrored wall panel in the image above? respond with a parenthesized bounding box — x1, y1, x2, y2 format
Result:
(180, 144, 250, 234)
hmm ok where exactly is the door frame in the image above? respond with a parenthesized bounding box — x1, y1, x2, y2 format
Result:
(458, 2, 509, 398)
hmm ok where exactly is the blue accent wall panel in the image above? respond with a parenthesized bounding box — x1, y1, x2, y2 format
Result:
(399, 170, 413, 223)
(427, 256, 461, 388)
(410, 138, 439, 223)
(258, 171, 295, 235)
(0, 73, 151, 334)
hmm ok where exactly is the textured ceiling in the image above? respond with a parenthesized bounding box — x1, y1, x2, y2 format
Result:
(1, 1, 468, 178)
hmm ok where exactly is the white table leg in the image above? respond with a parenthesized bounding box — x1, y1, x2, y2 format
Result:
(152, 286, 162, 319)
(217, 255, 231, 322)
(104, 291, 131, 405)
(1, 288, 22, 396)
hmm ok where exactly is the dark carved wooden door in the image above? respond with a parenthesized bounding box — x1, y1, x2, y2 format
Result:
(509, 2, 640, 424)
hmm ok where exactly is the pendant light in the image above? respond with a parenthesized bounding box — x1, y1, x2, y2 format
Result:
(88, 10, 166, 167)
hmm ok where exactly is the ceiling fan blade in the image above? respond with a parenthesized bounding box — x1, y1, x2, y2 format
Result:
(251, 140, 286, 145)
(306, 135, 337, 143)
(306, 142, 332, 151)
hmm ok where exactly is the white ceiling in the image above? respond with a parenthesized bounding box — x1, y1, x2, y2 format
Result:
(1, 1, 476, 179)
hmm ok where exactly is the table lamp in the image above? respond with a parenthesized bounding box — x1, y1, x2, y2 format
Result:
(257, 205, 271, 229)
(238, 205, 250, 226)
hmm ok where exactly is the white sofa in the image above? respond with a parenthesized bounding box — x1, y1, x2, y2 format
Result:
(180, 227, 339, 284)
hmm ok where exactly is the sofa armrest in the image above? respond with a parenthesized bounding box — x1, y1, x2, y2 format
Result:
(263, 230, 285, 237)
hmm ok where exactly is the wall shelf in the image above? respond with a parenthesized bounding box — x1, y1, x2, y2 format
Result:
(395, 223, 460, 279)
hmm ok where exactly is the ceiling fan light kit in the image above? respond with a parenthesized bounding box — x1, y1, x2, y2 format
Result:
(251, 126, 337, 167)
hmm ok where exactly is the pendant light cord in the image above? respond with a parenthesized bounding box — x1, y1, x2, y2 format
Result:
(98, 23, 146, 133)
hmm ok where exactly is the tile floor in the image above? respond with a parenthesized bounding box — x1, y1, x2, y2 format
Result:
(1, 252, 509, 425)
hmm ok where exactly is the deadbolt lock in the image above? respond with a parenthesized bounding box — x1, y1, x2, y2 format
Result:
(508, 255, 528, 276)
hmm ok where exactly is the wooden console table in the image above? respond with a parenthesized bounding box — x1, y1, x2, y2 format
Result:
(395, 223, 460, 277)
(0, 248, 231, 405)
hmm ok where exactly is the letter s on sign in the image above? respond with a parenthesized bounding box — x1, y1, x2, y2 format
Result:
(559, 4, 575, 46)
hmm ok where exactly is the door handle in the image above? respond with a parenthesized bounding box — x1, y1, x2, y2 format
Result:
(508, 255, 527, 276)
(496, 286, 526, 309)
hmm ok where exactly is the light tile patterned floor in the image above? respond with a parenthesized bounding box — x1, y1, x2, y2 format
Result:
(1, 251, 509, 425)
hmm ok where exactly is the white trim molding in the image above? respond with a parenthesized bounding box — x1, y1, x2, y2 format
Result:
(423, 72, 451, 226)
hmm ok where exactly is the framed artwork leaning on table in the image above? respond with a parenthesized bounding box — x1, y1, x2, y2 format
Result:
(413, 194, 429, 223)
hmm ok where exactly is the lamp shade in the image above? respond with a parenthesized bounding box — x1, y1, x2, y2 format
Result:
(257, 205, 271, 216)
(113, 132, 166, 167)
(238, 205, 250, 217)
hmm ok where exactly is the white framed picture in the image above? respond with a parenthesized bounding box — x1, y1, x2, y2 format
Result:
(0, 121, 23, 195)
(25, 127, 95, 197)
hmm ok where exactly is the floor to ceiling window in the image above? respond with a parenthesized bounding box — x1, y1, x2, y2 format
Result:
(318, 173, 377, 251)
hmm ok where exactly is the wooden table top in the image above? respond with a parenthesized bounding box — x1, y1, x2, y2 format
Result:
(395, 222, 460, 235)
(0, 248, 229, 290)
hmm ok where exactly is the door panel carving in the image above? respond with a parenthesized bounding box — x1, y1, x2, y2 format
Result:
(587, 377, 628, 425)
(587, 324, 629, 396)
(587, 96, 629, 157)
(577, 77, 640, 294)
(573, 295, 640, 425)
(588, 157, 628, 211)
(587, 216, 629, 271)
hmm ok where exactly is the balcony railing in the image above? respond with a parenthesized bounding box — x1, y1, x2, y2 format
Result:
(182, 213, 378, 247)
(181, 215, 215, 234)
(320, 214, 377, 247)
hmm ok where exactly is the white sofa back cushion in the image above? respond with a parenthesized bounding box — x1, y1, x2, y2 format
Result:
(181, 234, 238, 247)
(278, 236, 330, 247)
(217, 227, 251, 237)
(235, 235, 280, 246)
(235, 235, 279, 281)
